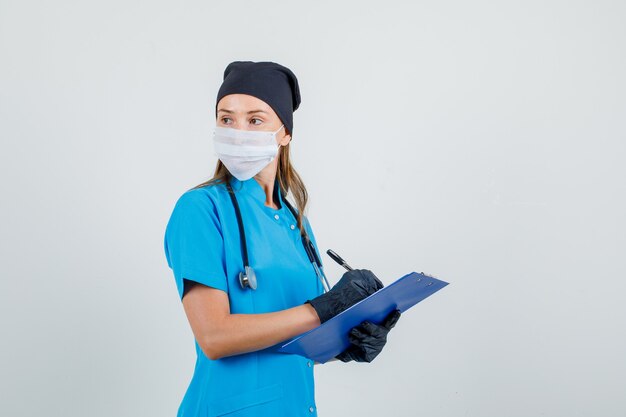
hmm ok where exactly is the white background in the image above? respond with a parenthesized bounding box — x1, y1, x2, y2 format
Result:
(1, 1, 625, 416)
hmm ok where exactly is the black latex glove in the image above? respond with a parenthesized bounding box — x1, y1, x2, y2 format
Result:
(305, 269, 384, 324)
(335, 309, 401, 363)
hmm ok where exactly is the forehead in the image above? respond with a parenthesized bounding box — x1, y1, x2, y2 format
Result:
(217, 94, 273, 113)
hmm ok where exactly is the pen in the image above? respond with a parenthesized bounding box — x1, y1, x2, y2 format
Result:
(326, 249, 353, 271)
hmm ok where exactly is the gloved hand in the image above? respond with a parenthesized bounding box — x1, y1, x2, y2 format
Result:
(305, 269, 384, 324)
(335, 309, 401, 363)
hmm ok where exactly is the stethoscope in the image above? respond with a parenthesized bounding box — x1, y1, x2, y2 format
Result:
(226, 180, 332, 293)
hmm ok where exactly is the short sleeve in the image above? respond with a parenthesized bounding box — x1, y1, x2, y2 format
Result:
(164, 190, 229, 300)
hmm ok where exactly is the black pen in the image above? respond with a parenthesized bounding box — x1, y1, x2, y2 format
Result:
(326, 249, 353, 271)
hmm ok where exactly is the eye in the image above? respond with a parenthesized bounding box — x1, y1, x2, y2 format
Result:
(250, 118, 262, 126)
(220, 117, 232, 125)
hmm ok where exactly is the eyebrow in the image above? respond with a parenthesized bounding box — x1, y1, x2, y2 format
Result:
(217, 109, 269, 114)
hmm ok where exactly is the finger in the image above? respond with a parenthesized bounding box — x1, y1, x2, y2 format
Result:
(373, 275, 384, 290)
(360, 269, 384, 291)
(350, 326, 368, 340)
(343, 334, 368, 361)
(337, 345, 358, 363)
(367, 270, 384, 290)
(351, 280, 372, 297)
(348, 333, 364, 346)
(360, 340, 385, 363)
(364, 349, 382, 363)
(359, 321, 383, 336)
(383, 309, 401, 330)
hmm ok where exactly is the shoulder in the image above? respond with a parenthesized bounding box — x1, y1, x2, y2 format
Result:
(172, 182, 229, 213)
(166, 183, 233, 232)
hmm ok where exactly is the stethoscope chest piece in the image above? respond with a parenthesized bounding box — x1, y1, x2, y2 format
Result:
(238, 265, 257, 290)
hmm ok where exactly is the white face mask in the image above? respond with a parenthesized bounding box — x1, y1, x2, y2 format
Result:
(213, 124, 285, 181)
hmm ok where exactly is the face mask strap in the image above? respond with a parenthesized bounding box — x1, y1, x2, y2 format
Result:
(274, 124, 285, 135)
(274, 124, 285, 151)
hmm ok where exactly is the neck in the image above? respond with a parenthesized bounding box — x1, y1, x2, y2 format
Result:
(253, 164, 279, 209)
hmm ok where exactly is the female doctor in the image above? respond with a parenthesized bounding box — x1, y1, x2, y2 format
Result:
(164, 61, 401, 417)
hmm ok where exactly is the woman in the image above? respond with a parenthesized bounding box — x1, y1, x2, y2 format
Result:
(164, 61, 401, 417)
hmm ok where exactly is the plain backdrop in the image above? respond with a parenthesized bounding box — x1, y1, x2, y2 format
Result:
(1, 1, 625, 416)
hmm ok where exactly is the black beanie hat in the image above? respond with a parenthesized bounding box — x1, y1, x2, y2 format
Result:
(215, 61, 301, 135)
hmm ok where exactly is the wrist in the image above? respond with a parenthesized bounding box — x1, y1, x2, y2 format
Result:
(303, 301, 321, 326)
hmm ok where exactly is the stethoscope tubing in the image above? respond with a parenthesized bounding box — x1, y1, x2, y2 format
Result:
(226, 180, 330, 293)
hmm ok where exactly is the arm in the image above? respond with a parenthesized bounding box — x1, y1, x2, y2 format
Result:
(182, 281, 321, 360)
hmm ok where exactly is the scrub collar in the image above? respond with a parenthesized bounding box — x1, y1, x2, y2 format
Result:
(229, 176, 286, 212)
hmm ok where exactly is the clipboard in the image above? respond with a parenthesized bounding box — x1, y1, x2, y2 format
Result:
(270, 271, 449, 363)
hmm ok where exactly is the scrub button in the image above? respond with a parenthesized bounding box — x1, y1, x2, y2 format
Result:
(309, 406, 314, 413)
(290, 224, 295, 230)
(307, 361, 312, 367)
(274, 214, 280, 220)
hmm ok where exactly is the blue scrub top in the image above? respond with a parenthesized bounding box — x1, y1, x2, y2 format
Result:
(164, 175, 325, 417)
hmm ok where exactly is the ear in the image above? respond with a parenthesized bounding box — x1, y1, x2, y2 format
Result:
(279, 130, 292, 146)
